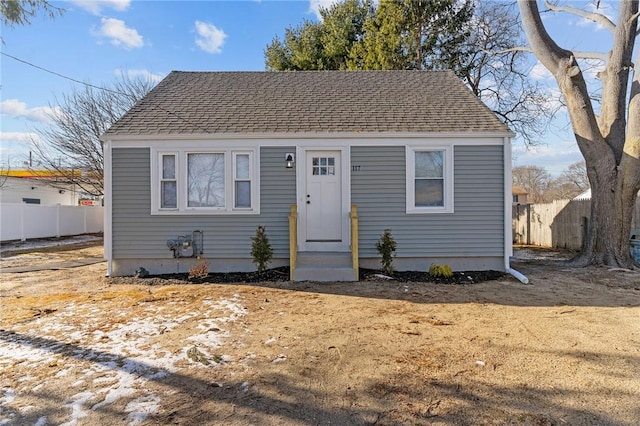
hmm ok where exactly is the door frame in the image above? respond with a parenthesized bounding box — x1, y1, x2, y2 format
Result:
(296, 146, 351, 252)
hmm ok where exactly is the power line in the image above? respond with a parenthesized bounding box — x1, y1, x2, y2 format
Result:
(1, 51, 213, 134)
(1, 51, 122, 95)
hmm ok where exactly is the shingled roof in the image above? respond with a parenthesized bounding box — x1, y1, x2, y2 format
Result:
(104, 70, 512, 136)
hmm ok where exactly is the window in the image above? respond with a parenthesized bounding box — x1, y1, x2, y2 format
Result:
(234, 153, 251, 208)
(188, 153, 224, 208)
(22, 198, 40, 204)
(312, 156, 335, 175)
(153, 149, 258, 214)
(406, 146, 453, 213)
(161, 154, 177, 208)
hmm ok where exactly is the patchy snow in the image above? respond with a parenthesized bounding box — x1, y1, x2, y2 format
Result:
(125, 394, 161, 425)
(0, 295, 247, 425)
(512, 247, 573, 261)
(60, 391, 94, 426)
(0, 234, 102, 256)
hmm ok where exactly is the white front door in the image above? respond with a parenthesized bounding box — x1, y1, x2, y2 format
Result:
(305, 150, 342, 245)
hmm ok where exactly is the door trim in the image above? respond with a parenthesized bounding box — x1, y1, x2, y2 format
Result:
(296, 146, 350, 252)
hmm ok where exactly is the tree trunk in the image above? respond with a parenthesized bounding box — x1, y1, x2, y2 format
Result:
(518, 0, 639, 269)
(573, 169, 635, 267)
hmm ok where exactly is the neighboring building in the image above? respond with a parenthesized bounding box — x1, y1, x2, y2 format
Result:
(102, 71, 515, 280)
(512, 185, 529, 205)
(0, 170, 81, 205)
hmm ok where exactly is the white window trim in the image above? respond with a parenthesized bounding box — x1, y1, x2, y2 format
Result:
(159, 152, 179, 210)
(151, 148, 260, 215)
(406, 145, 454, 214)
(232, 151, 255, 210)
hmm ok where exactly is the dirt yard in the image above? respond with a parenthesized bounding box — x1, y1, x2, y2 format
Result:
(1, 241, 639, 426)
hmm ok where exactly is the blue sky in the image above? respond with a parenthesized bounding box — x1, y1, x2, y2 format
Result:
(0, 0, 624, 175)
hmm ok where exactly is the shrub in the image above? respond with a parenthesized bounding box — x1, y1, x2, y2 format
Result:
(188, 260, 209, 280)
(251, 225, 273, 273)
(375, 229, 397, 274)
(429, 263, 453, 278)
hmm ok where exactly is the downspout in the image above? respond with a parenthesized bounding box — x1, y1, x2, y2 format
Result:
(503, 136, 529, 284)
(103, 138, 113, 277)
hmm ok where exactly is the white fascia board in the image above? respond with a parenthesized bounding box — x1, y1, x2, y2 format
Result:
(108, 132, 513, 148)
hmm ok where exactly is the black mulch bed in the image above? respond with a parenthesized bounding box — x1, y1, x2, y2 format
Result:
(127, 266, 504, 285)
(360, 269, 505, 284)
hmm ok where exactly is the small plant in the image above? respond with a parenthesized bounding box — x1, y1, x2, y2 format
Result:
(251, 225, 273, 273)
(188, 260, 209, 280)
(375, 229, 397, 274)
(429, 263, 453, 278)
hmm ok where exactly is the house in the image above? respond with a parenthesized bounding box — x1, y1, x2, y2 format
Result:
(512, 186, 528, 205)
(0, 170, 81, 206)
(101, 71, 515, 280)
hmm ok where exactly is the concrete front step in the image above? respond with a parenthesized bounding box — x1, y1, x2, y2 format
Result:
(293, 252, 357, 282)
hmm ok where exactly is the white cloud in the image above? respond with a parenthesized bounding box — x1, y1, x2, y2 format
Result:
(0, 100, 58, 124)
(68, 0, 130, 15)
(94, 17, 144, 49)
(194, 21, 227, 54)
(0, 132, 39, 145)
(114, 68, 165, 83)
(530, 62, 553, 80)
(309, 0, 339, 20)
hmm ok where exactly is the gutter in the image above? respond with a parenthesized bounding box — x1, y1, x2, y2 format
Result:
(503, 136, 529, 284)
(506, 266, 529, 284)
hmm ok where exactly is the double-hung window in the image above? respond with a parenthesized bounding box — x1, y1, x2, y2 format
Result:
(160, 154, 177, 209)
(233, 153, 251, 208)
(406, 146, 453, 213)
(154, 149, 258, 214)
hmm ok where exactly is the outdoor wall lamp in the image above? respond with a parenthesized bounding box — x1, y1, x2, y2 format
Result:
(285, 153, 295, 168)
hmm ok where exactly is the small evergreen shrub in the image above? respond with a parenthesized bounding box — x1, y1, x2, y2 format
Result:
(375, 229, 397, 274)
(188, 260, 209, 280)
(429, 263, 453, 278)
(251, 225, 273, 273)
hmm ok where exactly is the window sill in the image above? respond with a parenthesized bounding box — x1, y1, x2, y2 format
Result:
(406, 207, 454, 214)
(151, 209, 260, 215)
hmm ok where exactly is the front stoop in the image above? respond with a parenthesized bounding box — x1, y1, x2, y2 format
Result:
(293, 251, 357, 282)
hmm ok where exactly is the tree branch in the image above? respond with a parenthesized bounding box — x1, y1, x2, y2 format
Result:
(488, 46, 532, 55)
(492, 48, 609, 63)
(545, 0, 615, 32)
(572, 51, 609, 61)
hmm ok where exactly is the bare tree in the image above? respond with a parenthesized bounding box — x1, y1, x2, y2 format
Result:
(0, 161, 10, 188)
(554, 161, 589, 199)
(518, 0, 639, 267)
(464, 1, 558, 145)
(29, 74, 156, 196)
(512, 165, 554, 203)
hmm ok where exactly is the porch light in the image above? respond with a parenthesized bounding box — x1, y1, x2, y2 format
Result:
(285, 153, 295, 168)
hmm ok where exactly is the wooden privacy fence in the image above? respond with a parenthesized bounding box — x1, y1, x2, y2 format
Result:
(0, 204, 103, 242)
(513, 198, 640, 249)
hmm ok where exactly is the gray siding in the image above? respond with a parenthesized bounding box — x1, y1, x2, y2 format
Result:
(112, 147, 296, 259)
(351, 145, 504, 258)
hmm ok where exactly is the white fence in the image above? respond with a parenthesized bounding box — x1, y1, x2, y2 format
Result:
(0, 204, 104, 242)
